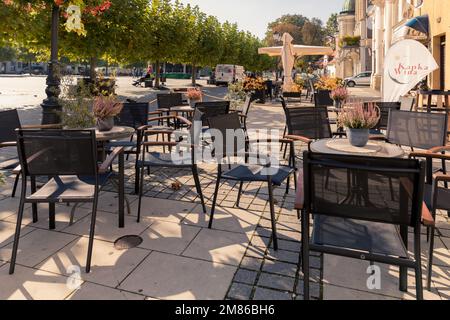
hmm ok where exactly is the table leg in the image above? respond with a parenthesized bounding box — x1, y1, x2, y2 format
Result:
(118, 152, 125, 228)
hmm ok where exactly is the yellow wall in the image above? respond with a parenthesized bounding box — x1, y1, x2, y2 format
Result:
(421, 0, 450, 90)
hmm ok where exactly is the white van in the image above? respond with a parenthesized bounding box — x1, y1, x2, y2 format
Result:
(215, 65, 245, 85)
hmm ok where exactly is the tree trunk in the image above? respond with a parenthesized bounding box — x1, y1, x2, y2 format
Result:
(89, 56, 97, 81)
(155, 60, 160, 88)
(191, 65, 197, 86)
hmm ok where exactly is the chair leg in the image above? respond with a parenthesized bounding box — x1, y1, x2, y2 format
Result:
(301, 209, 310, 300)
(427, 226, 436, 291)
(399, 225, 408, 292)
(236, 181, 244, 208)
(134, 162, 140, 195)
(137, 163, 146, 223)
(192, 165, 206, 214)
(85, 195, 99, 274)
(30, 176, 38, 223)
(11, 173, 20, 198)
(267, 180, 278, 251)
(414, 229, 424, 300)
(9, 177, 27, 275)
(49, 203, 56, 230)
(69, 203, 80, 225)
(208, 167, 222, 229)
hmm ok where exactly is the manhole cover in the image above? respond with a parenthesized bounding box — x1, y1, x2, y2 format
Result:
(114, 235, 143, 250)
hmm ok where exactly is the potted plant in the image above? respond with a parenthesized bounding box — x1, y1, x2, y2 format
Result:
(225, 81, 247, 111)
(186, 88, 203, 108)
(330, 86, 349, 109)
(338, 102, 380, 147)
(314, 76, 344, 106)
(93, 95, 123, 132)
(243, 77, 266, 104)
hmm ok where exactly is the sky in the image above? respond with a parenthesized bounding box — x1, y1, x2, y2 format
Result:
(181, 0, 343, 39)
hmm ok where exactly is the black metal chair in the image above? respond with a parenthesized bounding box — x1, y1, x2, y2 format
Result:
(194, 101, 231, 128)
(314, 90, 334, 108)
(298, 152, 429, 300)
(107, 102, 149, 194)
(207, 113, 297, 250)
(238, 96, 252, 132)
(10, 129, 125, 274)
(0, 109, 62, 202)
(156, 93, 184, 113)
(136, 110, 207, 222)
(371, 102, 401, 132)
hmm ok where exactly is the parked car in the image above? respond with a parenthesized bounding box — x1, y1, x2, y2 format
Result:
(344, 71, 372, 87)
(215, 64, 245, 86)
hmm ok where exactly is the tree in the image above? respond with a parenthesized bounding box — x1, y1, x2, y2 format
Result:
(265, 14, 308, 46)
(325, 13, 338, 38)
(182, 7, 223, 85)
(301, 18, 324, 46)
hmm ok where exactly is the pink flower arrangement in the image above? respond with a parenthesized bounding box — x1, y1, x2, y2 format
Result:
(93, 95, 123, 120)
(186, 88, 202, 101)
(330, 87, 349, 102)
(338, 102, 380, 129)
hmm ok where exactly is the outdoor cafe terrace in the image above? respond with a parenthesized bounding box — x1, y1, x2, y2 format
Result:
(0, 85, 449, 300)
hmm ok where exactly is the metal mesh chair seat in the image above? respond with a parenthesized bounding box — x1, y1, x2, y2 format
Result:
(312, 215, 408, 257)
(222, 165, 294, 186)
(27, 174, 112, 202)
(137, 152, 192, 168)
(423, 184, 450, 211)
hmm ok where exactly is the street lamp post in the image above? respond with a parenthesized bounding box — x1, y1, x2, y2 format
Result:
(41, 4, 61, 125)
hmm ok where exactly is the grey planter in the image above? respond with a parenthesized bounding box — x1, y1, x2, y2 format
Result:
(96, 117, 114, 132)
(347, 128, 369, 147)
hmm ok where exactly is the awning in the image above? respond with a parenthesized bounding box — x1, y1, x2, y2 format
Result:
(405, 15, 429, 35)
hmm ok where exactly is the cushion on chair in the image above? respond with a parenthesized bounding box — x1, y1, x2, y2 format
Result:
(222, 165, 294, 186)
(311, 215, 409, 258)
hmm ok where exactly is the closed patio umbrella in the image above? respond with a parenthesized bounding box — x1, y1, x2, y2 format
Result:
(258, 34, 333, 92)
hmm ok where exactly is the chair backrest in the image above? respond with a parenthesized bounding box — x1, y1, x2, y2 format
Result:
(241, 95, 252, 117)
(373, 102, 401, 130)
(17, 130, 97, 176)
(387, 110, 448, 150)
(157, 93, 183, 110)
(0, 109, 21, 143)
(195, 101, 231, 126)
(314, 90, 334, 107)
(303, 152, 425, 228)
(285, 106, 332, 140)
(400, 96, 415, 111)
(207, 113, 246, 159)
(115, 102, 149, 129)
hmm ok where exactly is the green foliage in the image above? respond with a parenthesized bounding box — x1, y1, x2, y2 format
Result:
(225, 81, 247, 110)
(339, 35, 361, 48)
(59, 76, 96, 129)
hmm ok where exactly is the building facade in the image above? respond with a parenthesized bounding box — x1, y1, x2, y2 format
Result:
(336, 0, 373, 80)
(368, 0, 449, 91)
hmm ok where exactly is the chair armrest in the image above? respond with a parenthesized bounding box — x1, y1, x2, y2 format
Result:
(400, 177, 435, 227)
(144, 129, 175, 136)
(0, 142, 16, 148)
(148, 115, 192, 127)
(295, 171, 304, 210)
(434, 173, 450, 183)
(422, 204, 435, 227)
(148, 111, 164, 116)
(21, 124, 63, 129)
(285, 135, 312, 144)
(409, 152, 450, 161)
(429, 146, 450, 154)
(98, 147, 124, 174)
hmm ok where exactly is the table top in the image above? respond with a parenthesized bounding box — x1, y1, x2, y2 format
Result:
(310, 138, 405, 158)
(171, 105, 194, 112)
(95, 126, 135, 142)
